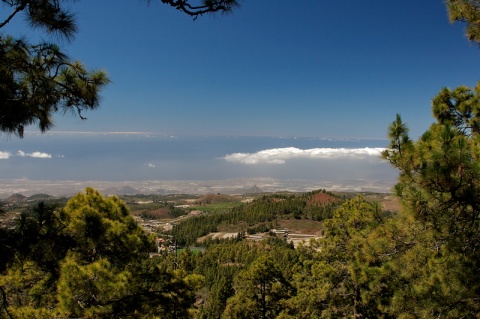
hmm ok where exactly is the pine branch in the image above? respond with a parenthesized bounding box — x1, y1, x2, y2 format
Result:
(0, 3, 26, 29)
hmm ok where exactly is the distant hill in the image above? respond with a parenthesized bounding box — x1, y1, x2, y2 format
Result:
(28, 193, 53, 201)
(6, 193, 27, 202)
(103, 185, 140, 195)
(241, 185, 263, 194)
(307, 192, 340, 206)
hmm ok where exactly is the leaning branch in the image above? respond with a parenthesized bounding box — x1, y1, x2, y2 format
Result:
(0, 4, 26, 29)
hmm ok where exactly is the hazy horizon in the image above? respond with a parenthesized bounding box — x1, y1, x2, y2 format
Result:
(0, 134, 397, 196)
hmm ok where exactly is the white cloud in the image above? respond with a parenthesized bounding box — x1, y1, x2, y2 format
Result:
(223, 147, 386, 165)
(30, 152, 52, 158)
(0, 151, 11, 159)
(147, 163, 156, 168)
(17, 150, 52, 159)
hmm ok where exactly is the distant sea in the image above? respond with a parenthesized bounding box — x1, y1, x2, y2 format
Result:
(0, 134, 398, 196)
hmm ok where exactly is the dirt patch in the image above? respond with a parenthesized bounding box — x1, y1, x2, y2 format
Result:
(197, 232, 239, 242)
(308, 193, 340, 206)
(277, 219, 324, 236)
(289, 235, 322, 248)
(131, 207, 171, 219)
(381, 195, 401, 212)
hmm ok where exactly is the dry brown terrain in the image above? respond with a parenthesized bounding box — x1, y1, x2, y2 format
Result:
(130, 207, 172, 219)
(360, 193, 402, 213)
(380, 195, 401, 212)
(277, 219, 324, 236)
(307, 192, 340, 206)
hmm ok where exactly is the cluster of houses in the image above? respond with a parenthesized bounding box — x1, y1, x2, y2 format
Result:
(155, 236, 177, 254)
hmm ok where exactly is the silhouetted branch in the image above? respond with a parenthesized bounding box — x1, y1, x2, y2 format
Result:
(158, 0, 239, 19)
(0, 286, 13, 319)
(0, 3, 26, 29)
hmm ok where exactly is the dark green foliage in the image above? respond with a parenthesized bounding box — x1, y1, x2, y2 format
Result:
(223, 255, 294, 319)
(246, 224, 270, 234)
(195, 238, 298, 319)
(0, 188, 201, 318)
(14, 202, 74, 277)
(170, 205, 189, 218)
(199, 275, 233, 319)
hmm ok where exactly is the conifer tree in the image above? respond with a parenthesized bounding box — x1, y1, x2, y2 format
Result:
(223, 254, 293, 319)
(382, 85, 480, 316)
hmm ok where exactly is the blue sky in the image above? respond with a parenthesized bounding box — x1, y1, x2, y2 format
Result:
(3, 0, 480, 138)
(1, 1, 480, 185)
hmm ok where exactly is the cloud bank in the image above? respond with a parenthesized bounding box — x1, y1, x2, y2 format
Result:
(17, 150, 52, 159)
(0, 151, 11, 159)
(223, 147, 386, 165)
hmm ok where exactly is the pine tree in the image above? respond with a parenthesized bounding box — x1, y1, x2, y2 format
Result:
(382, 85, 480, 316)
